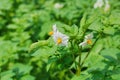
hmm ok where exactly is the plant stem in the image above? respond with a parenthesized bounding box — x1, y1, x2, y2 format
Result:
(80, 34, 101, 67)
(76, 46, 82, 75)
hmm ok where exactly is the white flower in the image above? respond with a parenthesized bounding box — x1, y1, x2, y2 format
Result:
(94, 0, 104, 8)
(49, 24, 69, 46)
(104, 0, 110, 12)
(54, 3, 64, 9)
(79, 33, 93, 47)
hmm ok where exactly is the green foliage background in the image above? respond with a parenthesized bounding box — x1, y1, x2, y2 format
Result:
(0, 0, 120, 80)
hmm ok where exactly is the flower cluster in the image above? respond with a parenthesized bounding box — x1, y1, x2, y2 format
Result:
(49, 24, 69, 46)
(104, 0, 110, 12)
(94, 0, 110, 12)
(49, 24, 93, 47)
(54, 3, 64, 9)
(94, 0, 104, 8)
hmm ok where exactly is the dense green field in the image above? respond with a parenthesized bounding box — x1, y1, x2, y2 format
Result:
(0, 0, 120, 80)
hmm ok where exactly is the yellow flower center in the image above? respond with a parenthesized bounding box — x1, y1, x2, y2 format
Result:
(87, 40, 92, 44)
(49, 31, 54, 35)
(57, 37, 62, 44)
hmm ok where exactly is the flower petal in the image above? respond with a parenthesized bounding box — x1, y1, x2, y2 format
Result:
(104, 0, 110, 12)
(85, 33, 93, 40)
(94, 0, 104, 8)
(53, 24, 58, 33)
(54, 3, 64, 9)
(79, 41, 87, 47)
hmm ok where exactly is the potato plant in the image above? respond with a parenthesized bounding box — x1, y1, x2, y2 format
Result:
(0, 0, 120, 80)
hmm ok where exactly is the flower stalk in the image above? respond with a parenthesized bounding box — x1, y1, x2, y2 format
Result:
(80, 34, 101, 67)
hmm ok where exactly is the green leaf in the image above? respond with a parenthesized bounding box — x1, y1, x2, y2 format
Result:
(100, 48, 120, 62)
(71, 24, 79, 36)
(10, 63, 32, 75)
(109, 12, 120, 25)
(85, 54, 106, 70)
(31, 46, 56, 57)
(0, 0, 13, 10)
(29, 40, 49, 52)
(111, 68, 120, 80)
(0, 70, 15, 80)
(39, 22, 53, 39)
(103, 27, 115, 35)
(102, 36, 114, 48)
(80, 13, 87, 27)
(90, 39, 103, 55)
(71, 74, 91, 80)
(88, 20, 103, 31)
(7, 24, 18, 29)
(113, 35, 120, 47)
(46, 63, 52, 71)
(78, 13, 87, 36)
(111, 74, 120, 80)
(21, 75, 35, 80)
